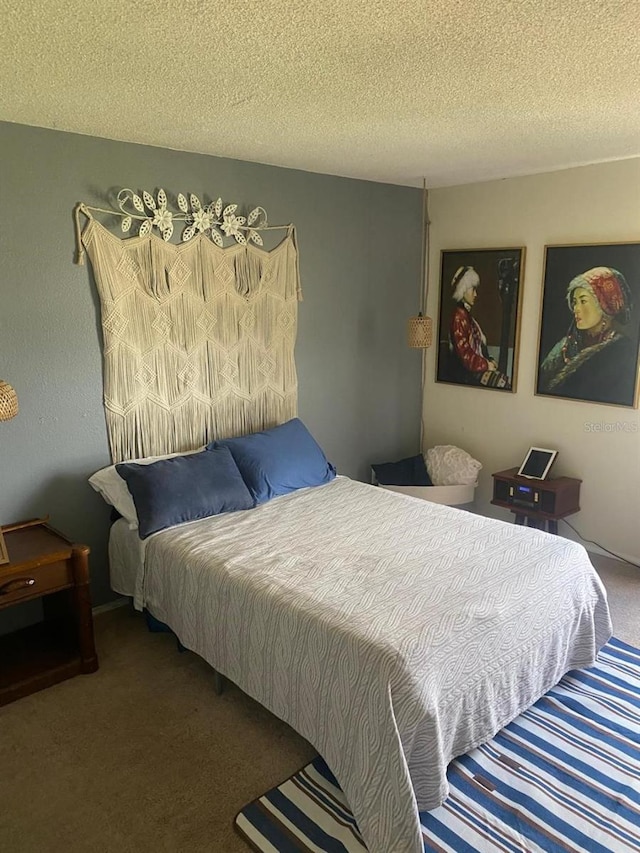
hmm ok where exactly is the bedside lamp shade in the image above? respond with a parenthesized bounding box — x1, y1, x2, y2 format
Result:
(0, 380, 18, 421)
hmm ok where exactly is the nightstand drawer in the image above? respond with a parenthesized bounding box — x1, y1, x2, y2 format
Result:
(0, 560, 72, 606)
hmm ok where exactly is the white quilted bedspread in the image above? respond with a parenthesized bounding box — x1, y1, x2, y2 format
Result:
(137, 477, 611, 853)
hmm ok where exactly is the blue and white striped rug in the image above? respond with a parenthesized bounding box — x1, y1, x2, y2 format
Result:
(235, 638, 640, 852)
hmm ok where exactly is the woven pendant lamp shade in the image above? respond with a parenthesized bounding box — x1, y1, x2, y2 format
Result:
(407, 314, 433, 348)
(0, 380, 18, 421)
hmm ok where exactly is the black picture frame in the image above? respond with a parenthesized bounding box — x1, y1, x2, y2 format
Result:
(536, 243, 640, 408)
(436, 247, 525, 392)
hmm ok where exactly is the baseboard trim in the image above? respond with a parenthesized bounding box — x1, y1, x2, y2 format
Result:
(93, 597, 129, 615)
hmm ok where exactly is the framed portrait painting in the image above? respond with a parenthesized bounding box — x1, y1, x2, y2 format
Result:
(436, 247, 525, 392)
(536, 243, 640, 408)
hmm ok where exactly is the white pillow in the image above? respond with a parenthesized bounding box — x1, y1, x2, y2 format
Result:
(89, 447, 204, 528)
(425, 445, 482, 486)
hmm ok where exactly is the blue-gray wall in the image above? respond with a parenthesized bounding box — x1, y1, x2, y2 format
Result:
(0, 122, 423, 607)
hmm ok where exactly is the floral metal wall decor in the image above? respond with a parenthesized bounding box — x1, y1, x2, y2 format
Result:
(116, 188, 268, 246)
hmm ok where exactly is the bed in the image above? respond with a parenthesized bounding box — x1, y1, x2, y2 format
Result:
(106, 472, 611, 853)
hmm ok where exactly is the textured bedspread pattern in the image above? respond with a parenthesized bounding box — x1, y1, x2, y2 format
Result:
(235, 637, 640, 852)
(138, 477, 612, 853)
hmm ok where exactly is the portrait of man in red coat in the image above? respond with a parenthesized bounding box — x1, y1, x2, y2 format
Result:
(437, 250, 523, 391)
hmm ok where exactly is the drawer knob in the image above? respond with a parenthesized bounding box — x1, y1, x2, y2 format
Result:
(0, 577, 36, 595)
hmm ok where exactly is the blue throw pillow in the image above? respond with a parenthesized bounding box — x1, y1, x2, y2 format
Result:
(371, 454, 433, 486)
(116, 446, 254, 539)
(208, 418, 336, 504)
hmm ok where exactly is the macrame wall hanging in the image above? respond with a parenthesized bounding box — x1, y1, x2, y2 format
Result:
(75, 189, 302, 464)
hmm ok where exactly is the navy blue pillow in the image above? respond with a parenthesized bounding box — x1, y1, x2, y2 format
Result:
(116, 446, 254, 539)
(208, 418, 336, 504)
(371, 454, 433, 486)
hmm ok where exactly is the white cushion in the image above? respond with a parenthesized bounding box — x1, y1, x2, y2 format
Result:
(89, 447, 204, 528)
(425, 445, 482, 486)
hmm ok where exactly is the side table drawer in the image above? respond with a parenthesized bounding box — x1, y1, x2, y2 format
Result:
(0, 560, 73, 607)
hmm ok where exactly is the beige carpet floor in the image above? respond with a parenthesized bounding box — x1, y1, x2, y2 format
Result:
(0, 554, 637, 853)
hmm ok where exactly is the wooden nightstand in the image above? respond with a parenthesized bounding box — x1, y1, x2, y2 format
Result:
(491, 468, 581, 534)
(0, 518, 99, 706)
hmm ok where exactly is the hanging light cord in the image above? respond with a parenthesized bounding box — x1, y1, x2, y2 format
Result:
(419, 179, 430, 315)
(419, 178, 430, 449)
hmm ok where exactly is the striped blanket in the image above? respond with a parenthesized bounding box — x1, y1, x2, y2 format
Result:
(235, 638, 640, 852)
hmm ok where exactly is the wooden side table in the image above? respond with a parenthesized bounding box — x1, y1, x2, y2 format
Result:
(0, 517, 99, 706)
(491, 468, 581, 534)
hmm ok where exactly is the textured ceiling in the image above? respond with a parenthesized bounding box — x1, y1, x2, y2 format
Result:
(1, 0, 638, 187)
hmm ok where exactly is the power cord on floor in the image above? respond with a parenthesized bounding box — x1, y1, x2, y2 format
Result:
(561, 517, 640, 569)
